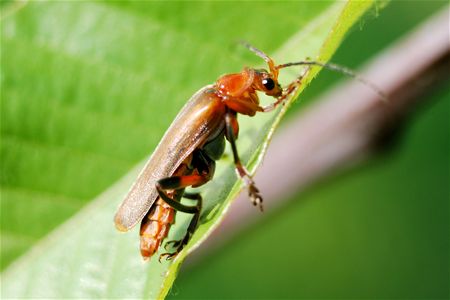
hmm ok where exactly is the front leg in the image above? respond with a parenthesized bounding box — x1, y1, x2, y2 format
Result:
(225, 110, 263, 211)
(261, 71, 305, 112)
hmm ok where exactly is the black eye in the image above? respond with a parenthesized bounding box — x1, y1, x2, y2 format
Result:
(262, 78, 275, 90)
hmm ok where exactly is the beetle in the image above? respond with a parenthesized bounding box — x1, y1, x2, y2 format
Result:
(114, 43, 385, 261)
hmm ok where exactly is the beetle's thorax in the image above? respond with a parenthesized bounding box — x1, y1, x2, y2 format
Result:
(215, 68, 258, 100)
(214, 68, 260, 116)
(214, 66, 282, 116)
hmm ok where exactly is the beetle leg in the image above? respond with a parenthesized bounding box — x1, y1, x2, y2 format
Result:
(262, 72, 305, 112)
(156, 149, 214, 213)
(156, 176, 204, 214)
(158, 151, 214, 261)
(183, 191, 204, 200)
(223, 98, 264, 116)
(261, 85, 294, 112)
(161, 192, 203, 261)
(164, 192, 202, 251)
(225, 110, 264, 211)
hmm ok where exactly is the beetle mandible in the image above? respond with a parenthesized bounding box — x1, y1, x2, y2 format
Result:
(114, 43, 384, 261)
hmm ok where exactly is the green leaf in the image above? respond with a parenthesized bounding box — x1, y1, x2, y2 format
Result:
(1, 1, 386, 298)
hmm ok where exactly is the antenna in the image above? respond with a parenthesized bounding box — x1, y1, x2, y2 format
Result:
(277, 61, 387, 100)
(240, 41, 279, 79)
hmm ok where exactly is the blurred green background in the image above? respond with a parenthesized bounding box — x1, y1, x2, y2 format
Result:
(1, 0, 448, 298)
(169, 1, 449, 299)
(0, 0, 351, 273)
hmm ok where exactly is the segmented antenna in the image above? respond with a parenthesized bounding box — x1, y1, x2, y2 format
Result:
(240, 41, 270, 62)
(240, 41, 279, 79)
(240, 42, 386, 100)
(277, 61, 387, 101)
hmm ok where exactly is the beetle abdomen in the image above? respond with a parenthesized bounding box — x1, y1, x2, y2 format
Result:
(139, 198, 175, 259)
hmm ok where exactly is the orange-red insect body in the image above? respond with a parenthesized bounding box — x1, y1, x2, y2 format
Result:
(114, 43, 384, 261)
(140, 198, 175, 258)
(115, 45, 300, 261)
(139, 159, 208, 260)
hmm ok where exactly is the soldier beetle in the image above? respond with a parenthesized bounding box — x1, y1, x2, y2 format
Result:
(114, 43, 385, 261)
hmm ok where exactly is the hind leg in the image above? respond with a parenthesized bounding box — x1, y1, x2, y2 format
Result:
(157, 150, 214, 261)
(160, 192, 202, 261)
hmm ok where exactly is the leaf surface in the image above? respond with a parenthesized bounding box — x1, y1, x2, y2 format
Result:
(0, 1, 385, 298)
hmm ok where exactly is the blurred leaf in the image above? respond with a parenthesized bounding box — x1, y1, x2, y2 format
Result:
(1, 0, 385, 298)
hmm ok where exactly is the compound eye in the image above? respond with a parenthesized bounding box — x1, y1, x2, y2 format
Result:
(262, 78, 275, 90)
